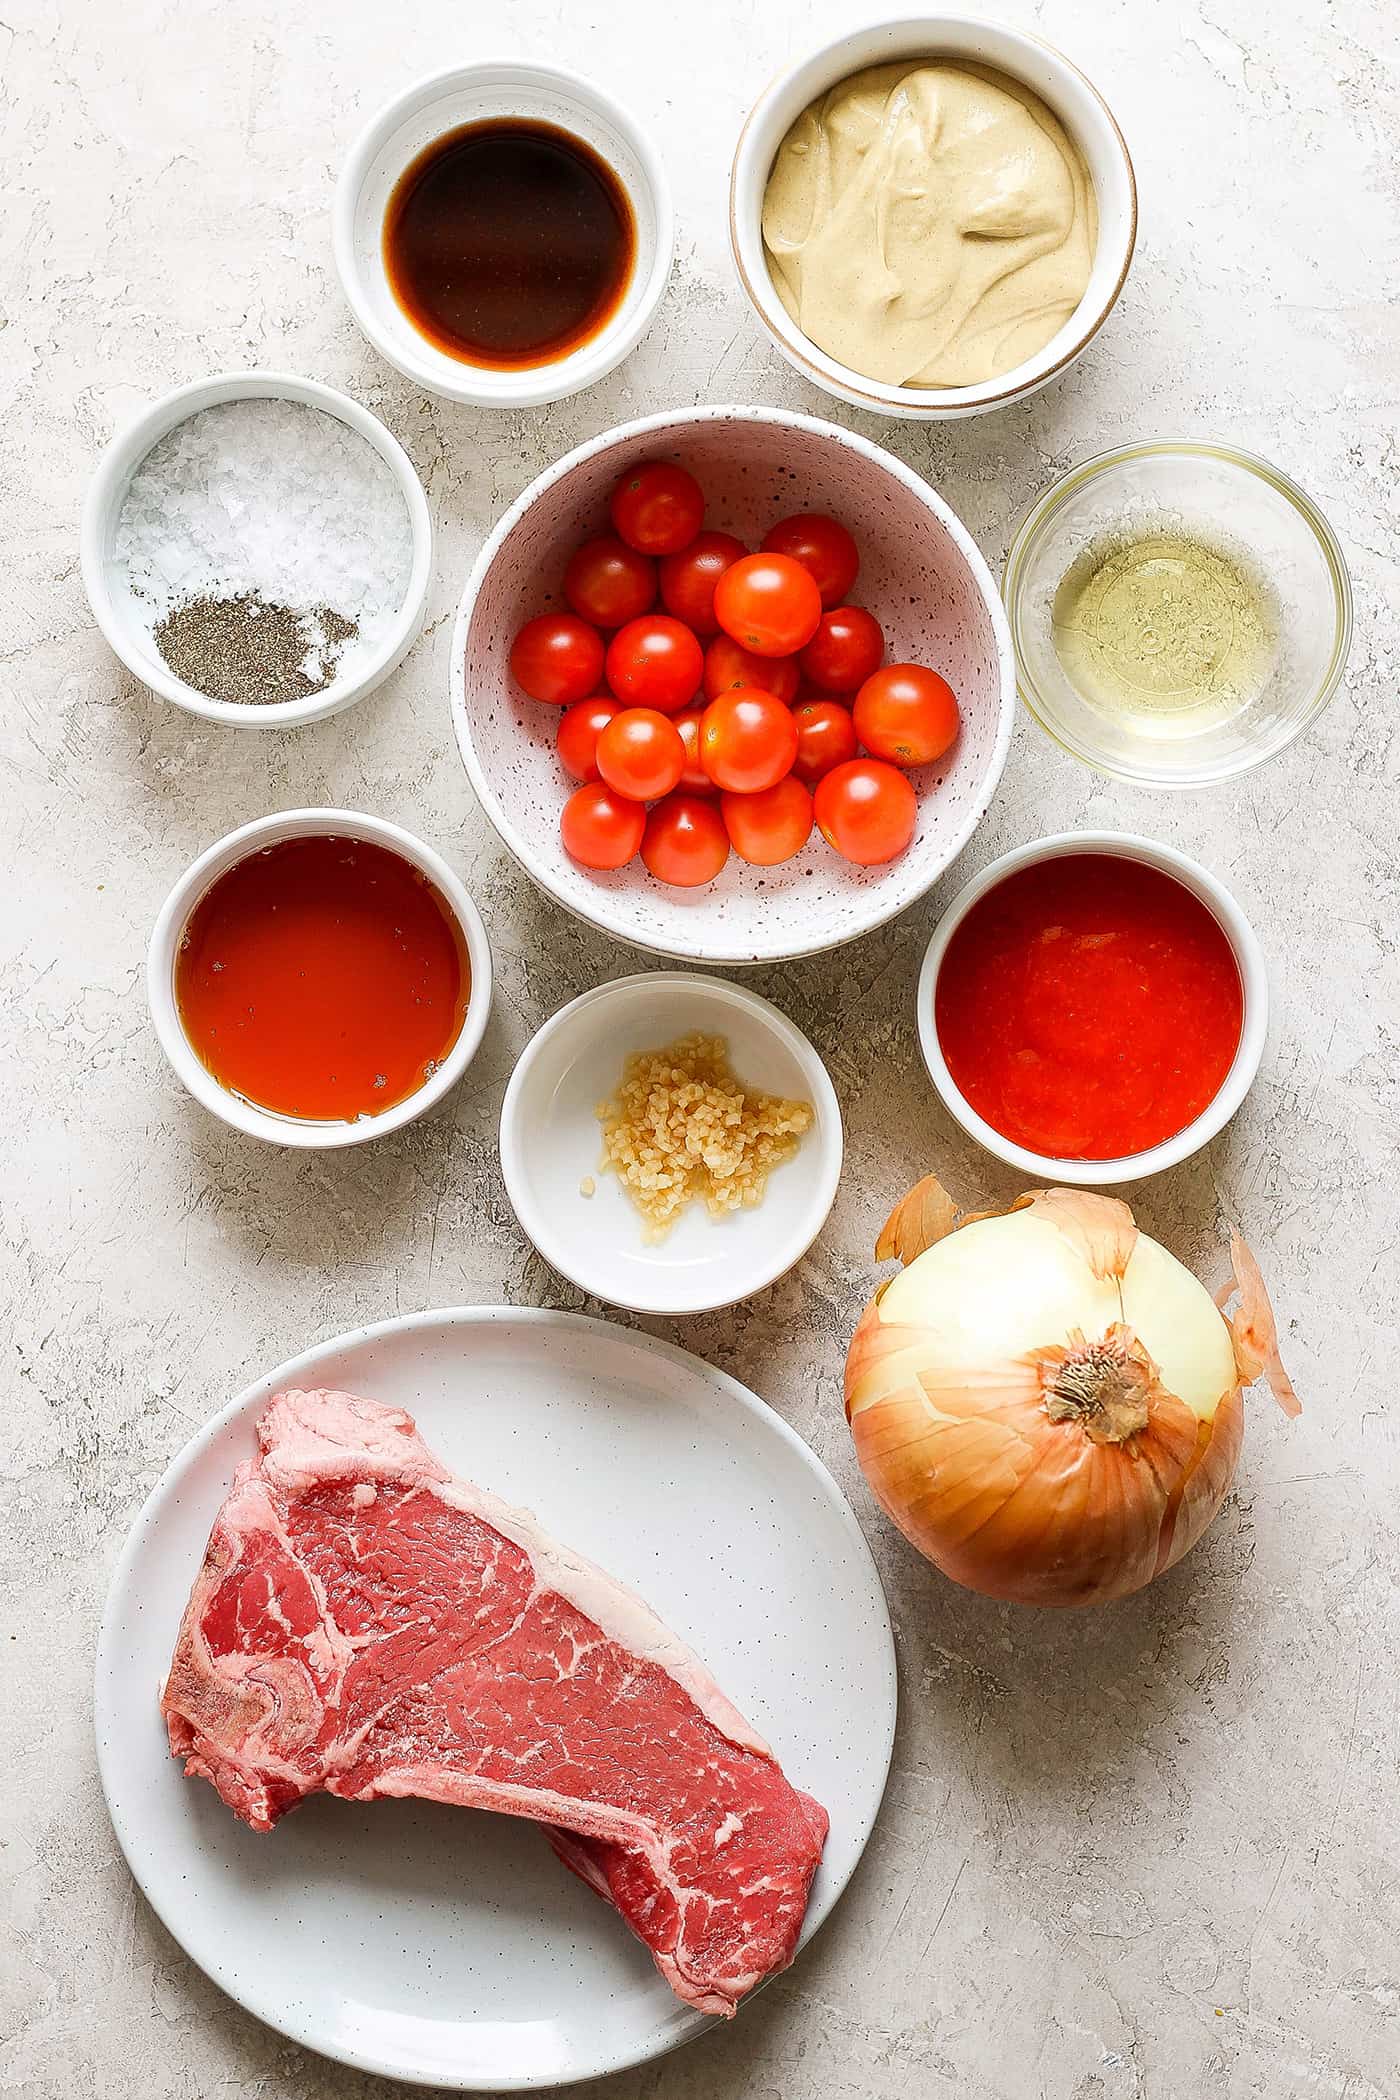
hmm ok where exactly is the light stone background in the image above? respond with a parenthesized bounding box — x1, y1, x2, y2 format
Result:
(3, 0, 1398, 2094)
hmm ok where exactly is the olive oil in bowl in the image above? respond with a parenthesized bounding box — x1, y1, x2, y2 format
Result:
(1050, 529, 1278, 738)
(1003, 441, 1351, 789)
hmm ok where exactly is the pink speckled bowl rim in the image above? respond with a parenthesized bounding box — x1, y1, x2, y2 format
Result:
(450, 405, 1016, 964)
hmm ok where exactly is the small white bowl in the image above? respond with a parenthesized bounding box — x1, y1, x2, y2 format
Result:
(499, 972, 843, 1315)
(334, 62, 674, 408)
(452, 403, 1015, 966)
(730, 15, 1137, 420)
(82, 371, 432, 728)
(147, 809, 492, 1149)
(915, 831, 1268, 1185)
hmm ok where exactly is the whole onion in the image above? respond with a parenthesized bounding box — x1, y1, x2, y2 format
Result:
(844, 1176, 1298, 1608)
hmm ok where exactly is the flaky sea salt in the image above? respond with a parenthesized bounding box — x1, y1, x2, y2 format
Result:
(112, 397, 415, 701)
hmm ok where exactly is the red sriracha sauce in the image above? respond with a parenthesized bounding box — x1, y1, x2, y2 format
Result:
(934, 853, 1244, 1161)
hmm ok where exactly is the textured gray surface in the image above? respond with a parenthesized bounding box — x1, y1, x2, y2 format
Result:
(2, 0, 1397, 2096)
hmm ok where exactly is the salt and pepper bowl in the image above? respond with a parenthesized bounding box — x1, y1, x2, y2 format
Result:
(81, 371, 433, 727)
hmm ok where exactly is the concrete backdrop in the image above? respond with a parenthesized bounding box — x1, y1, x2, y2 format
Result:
(3, 0, 1397, 2094)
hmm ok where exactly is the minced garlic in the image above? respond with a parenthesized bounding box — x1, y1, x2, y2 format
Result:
(596, 1033, 813, 1243)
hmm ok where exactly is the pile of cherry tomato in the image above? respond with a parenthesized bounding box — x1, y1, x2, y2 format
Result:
(506, 461, 962, 888)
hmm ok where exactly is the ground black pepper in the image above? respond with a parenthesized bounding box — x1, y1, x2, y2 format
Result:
(152, 593, 359, 707)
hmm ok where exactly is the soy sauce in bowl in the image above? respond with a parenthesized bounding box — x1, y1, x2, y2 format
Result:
(383, 119, 635, 370)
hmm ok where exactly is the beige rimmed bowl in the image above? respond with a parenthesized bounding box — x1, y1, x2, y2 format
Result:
(729, 14, 1137, 420)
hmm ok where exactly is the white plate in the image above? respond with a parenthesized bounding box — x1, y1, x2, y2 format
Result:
(499, 973, 843, 1315)
(95, 1308, 895, 2089)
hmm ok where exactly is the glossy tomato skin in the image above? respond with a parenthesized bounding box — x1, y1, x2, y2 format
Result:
(853, 664, 961, 767)
(559, 782, 646, 870)
(509, 613, 605, 707)
(658, 531, 746, 635)
(605, 615, 704, 714)
(791, 698, 859, 786)
(672, 707, 717, 795)
(713, 552, 822, 658)
(609, 463, 705, 556)
(761, 512, 859, 607)
(721, 776, 813, 866)
(799, 606, 885, 694)
(595, 708, 686, 802)
(814, 759, 918, 866)
(641, 795, 730, 887)
(699, 687, 800, 795)
(556, 696, 620, 783)
(702, 634, 801, 707)
(563, 536, 656, 628)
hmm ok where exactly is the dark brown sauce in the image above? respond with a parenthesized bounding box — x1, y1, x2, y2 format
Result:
(383, 119, 635, 369)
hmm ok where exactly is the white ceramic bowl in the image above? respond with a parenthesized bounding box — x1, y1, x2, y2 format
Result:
(81, 371, 432, 727)
(334, 62, 674, 408)
(730, 15, 1137, 420)
(452, 404, 1015, 965)
(499, 972, 843, 1315)
(147, 809, 493, 1148)
(915, 832, 1268, 1185)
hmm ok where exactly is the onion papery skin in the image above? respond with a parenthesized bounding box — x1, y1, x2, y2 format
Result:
(845, 1297, 1245, 1607)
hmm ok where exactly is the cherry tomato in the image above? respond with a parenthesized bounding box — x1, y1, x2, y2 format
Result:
(563, 536, 656, 628)
(853, 665, 961, 767)
(658, 531, 746, 635)
(556, 696, 621, 783)
(699, 688, 799, 794)
(605, 615, 703, 714)
(641, 795, 730, 887)
(713, 552, 822, 657)
(610, 462, 705, 556)
(509, 613, 605, 707)
(791, 698, 859, 787)
(799, 606, 884, 694)
(813, 759, 918, 866)
(672, 707, 717, 795)
(559, 782, 646, 870)
(721, 777, 813, 867)
(761, 513, 859, 608)
(702, 634, 800, 707)
(595, 708, 686, 802)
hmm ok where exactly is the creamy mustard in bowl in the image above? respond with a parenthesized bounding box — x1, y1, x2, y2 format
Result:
(761, 60, 1097, 390)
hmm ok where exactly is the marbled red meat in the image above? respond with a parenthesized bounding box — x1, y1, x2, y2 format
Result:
(160, 1389, 829, 2016)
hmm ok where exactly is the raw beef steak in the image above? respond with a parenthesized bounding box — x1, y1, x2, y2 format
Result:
(161, 1389, 829, 2016)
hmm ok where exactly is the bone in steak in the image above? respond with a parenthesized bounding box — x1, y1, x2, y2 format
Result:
(161, 1389, 829, 2016)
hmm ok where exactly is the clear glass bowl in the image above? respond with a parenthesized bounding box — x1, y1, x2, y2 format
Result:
(1003, 439, 1352, 788)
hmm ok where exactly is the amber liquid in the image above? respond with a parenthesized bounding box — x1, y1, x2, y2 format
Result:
(175, 835, 470, 1122)
(383, 119, 635, 369)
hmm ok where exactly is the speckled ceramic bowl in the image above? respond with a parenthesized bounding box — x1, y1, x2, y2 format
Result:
(451, 405, 1015, 965)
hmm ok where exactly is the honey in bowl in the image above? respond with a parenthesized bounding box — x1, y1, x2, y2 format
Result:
(934, 854, 1243, 1161)
(175, 834, 470, 1122)
(383, 119, 635, 369)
